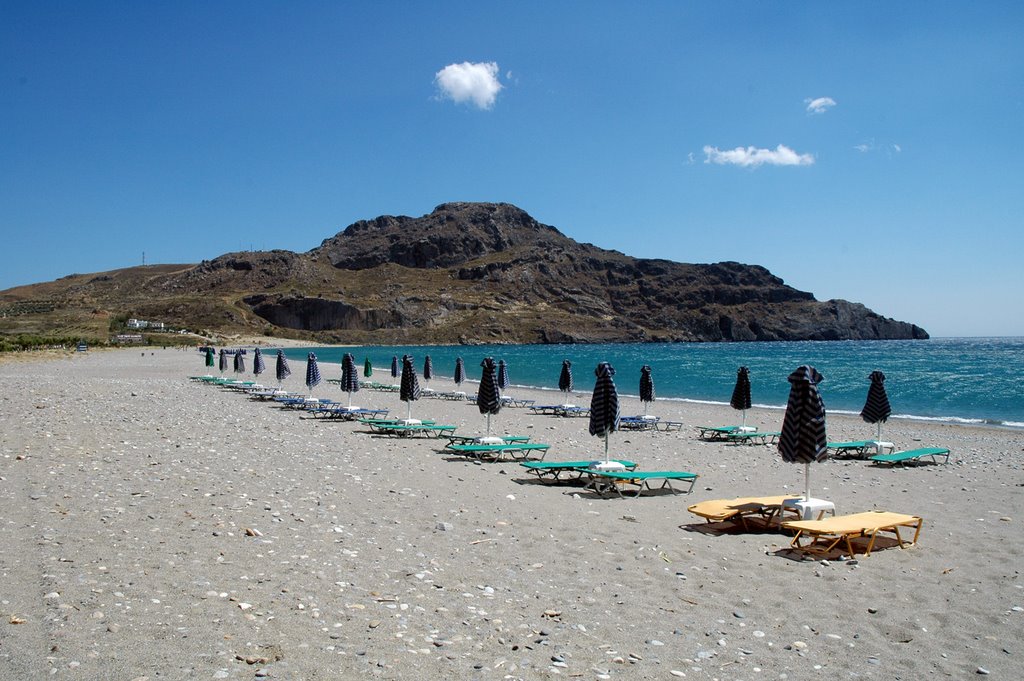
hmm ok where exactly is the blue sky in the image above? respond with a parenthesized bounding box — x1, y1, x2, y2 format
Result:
(2, 2, 1022, 337)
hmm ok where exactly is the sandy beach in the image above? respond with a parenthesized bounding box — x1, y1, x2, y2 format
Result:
(1, 347, 1022, 680)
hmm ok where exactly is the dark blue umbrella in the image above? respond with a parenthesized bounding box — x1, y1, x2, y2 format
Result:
(399, 354, 421, 420)
(589, 362, 620, 463)
(391, 355, 399, 379)
(497, 359, 510, 392)
(778, 365, 828, 500)
(558, 360, 573, 404)
(341, 352, 360, 407)
(205, 347, 215, 369)
(275, 349, 291, 385)
(253, 347, 266, 377)
(860, 370, 892, 449)
(477, 357, 502, 435)
(233, 349, 245, 375)
(219, 349, 228, 374)
(639, 365, 655, 416)
(423, 355, 433, 383)
(730, 366, 752, 427)
(454, 357, 465, 387)
(305, 352, 321, 394)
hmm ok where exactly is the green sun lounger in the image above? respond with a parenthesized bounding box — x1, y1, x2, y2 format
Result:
(579, 470, 698, 498)
(869, 447, 950, 466)
(446, 434, 531, 446)
(726, 431, 780, 445)
(519, 459, 638, 482)
(374, 423, 456, 438)
(446, 442, 550, 462)
(828, 441, 896, 458)
(695, 425, 742, 440)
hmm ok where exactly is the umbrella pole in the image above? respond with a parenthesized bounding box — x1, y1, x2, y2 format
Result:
(604, 434, 610, 464)
(875, 422, 883, 454)
(486, 413, 491, 436)
(804, 463, 811, 501)
(348, 391, 352, 408)
(406, 401, 411, 421)
(742, 409, 747, 427)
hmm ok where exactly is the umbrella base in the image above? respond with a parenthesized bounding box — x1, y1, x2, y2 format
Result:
(477, 436, 505, 445)
(782, 497, 836, 521)
(736, 425, 756, 433)
(399, 418, 422, 426)
(589, 461, 626, 472)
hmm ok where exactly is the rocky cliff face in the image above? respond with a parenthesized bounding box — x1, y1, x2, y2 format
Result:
(0, 202, 928, 343)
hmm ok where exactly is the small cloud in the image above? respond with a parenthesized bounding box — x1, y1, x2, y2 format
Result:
(855, 139, 902, 155)
(854, 142, 872, 153)
(805, 96, 837, 114)
(892, 143, 901, 153)
(703, 144, 815, 168)
(434, 61, 503, 110)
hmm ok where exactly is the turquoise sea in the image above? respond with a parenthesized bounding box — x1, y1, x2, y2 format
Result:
(282, 338, 1024, 429)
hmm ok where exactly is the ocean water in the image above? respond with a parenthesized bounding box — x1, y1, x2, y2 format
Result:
(282, 338, 1024, 429)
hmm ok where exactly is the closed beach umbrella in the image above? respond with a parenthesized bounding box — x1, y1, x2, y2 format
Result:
(391, 355, 399, 379)
(454, 357, 466, 387)
(275, 349, 291, 385)
(423, 355, 433, 383)
(399, 354, 421, 420)
(305, 352, 321, 395)
(778, 365, 828, 501)
(730, 366, 752, 427)
(205, 346, 215, 368)
(497, 359, 510, 393)
(639, 365, 655, 416)
(341, 352, 360, 407)
(860, 370, 892, 450)
(253, 347, 265, 377)
(219, 349, 228, 374)
(477, 357, 502, 435)
(363, 357, 373, 378)
(558, 360, 573, 404)
(233, 349, 245, 375)
(589, 362, 620, 463)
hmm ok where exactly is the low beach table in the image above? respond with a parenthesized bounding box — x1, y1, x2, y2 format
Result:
(781, 497, 836, 521)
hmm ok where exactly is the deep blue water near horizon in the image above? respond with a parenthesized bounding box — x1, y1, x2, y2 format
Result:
(281, 338, 1024, 428)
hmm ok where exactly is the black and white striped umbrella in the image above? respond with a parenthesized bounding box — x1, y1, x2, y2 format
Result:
(860, 370, 891, 444)
(477, 357, 502, 435)
(589, 362, 620, 462)
(639, 365, 655, 415)
(558, 360, 573, 403)
(497, 359, 510, 392)
(341, 352, 360, 406)
(730, 366, 752, 426)
(391, 355, 399, 379)
(305, 352, 321, 394)
(233, 350, 245, 374)
(275, 349, 291, 384)
(253, 347, 265, 377)
(205, 347, 215, 368)
(454, 357, 466, 386)
(219, 349, 228, 374)
(778, 365, 828, 500)
(399, 354, 421, 420)
(423, 355, 433, 383)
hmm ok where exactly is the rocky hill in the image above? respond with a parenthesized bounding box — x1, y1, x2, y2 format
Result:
(0, 202, 928, 344)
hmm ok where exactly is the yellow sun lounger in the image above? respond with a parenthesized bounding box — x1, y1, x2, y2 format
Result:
(687, 495, 796, 528)
(783, 510, 923, 558)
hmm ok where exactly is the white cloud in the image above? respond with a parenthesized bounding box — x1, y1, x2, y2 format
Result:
(703, 144, 815, 168)
(855, 140, 902, 155)
(805, 96, 837, 114)
(434, 61, 503, 110)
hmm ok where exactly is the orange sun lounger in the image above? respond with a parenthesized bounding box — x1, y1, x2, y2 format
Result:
(783, 510, 923, 558)
(688, 495, 795, 529)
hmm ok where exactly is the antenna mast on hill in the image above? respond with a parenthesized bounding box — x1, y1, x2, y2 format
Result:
(142, 251, 146, 266)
